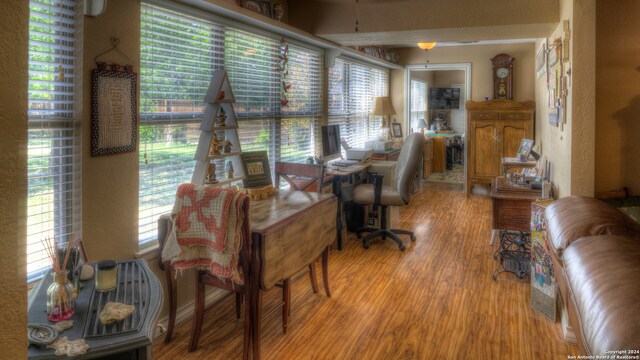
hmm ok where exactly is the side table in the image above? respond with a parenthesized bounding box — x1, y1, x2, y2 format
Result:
(28, 260, 162, 360)
(490, 176, 541, 232)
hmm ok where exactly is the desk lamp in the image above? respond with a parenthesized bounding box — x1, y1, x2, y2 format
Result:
(372, 96, 396, 140)
(417, 119, 428, 135)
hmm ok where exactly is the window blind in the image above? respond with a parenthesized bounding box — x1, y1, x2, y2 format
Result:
(138, 4, 322, 245)
(27, 0, 80, 282)
(328, 59, 389, 149)
(138, 3, 225, 245)
(410, 80, 427, 132)
(225, 27, 322, 172)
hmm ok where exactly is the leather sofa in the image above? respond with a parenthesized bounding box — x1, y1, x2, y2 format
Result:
(545, 196, 640, 355)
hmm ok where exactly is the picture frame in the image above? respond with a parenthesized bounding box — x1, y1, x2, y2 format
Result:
(272, 3, 284, 21)
(241, 151, 272, 188)
(259, 1, 271, 18)
(391, 122, 403, 138)
(91, 67, 137, 156)
(517, 139, 535, 161)
(240, 0, 262, 15)
(535, 39, 547, 79)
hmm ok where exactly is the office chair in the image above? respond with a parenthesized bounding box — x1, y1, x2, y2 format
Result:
(352, 133, 424, 250)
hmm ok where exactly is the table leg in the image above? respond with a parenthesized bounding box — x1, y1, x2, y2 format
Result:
(282, 279, 290, 334)
(163, 261, 176, 344)
(322, 246, 331, 297)
(333, 176, 344, 250)
(309, 262, 318, 294)
(252, 288, 263, 360)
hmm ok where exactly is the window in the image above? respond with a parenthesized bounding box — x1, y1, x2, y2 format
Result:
(138, 5, 322, 245)
(225, 28, 322, 173)
(410, 80, 427, 132)
(27, 0, 80, 282)
(328, 59, 389, 149)
(138, 4, 224, 245)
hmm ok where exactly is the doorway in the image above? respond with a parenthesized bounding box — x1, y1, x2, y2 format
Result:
(404, 63, 471, 189)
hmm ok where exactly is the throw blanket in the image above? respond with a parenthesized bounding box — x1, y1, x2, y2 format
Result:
(162, 184, 247, 284)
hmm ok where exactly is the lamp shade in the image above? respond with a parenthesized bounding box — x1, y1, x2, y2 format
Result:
(417, 119, 428, 129)
(372, 96, 396, 116)
(417, 42, 437, 50)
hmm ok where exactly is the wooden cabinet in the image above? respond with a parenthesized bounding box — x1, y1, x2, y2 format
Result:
(422, 139, 433, 179)
(466, 100, 534, 195)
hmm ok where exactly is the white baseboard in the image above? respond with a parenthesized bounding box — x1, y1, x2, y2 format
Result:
(153, 288, 229, 340)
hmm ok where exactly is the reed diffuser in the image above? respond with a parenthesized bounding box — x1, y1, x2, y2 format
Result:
(41, 236, 79, 322)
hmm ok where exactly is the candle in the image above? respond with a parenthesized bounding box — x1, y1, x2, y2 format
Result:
(95, 260, 118, 291)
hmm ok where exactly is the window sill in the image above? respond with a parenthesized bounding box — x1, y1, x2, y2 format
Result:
(135, 243, 160, 262)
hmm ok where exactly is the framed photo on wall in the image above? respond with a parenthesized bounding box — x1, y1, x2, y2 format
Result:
(536, 39, 547, 79)
(91, 67, 137, 156)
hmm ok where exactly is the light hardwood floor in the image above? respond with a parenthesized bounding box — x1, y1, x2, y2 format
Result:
(153, 182, 578, 359)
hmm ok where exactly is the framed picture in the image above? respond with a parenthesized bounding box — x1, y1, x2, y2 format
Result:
(241, 151, 272, 188)
(517, 139, 535, 160)
(273, 3, 284, 21)
(535, 39, 547, 79)
(91, 68, 137, 156)
(259, 1, 271, 18)
(240, 0, 262, 14)
(392, 122, 403, 138)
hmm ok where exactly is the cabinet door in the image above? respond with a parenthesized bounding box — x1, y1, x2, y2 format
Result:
(500, 120, 532, 158)
(470, 122, 498, 177)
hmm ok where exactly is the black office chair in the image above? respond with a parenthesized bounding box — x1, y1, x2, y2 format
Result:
(352, 133, 424, 250)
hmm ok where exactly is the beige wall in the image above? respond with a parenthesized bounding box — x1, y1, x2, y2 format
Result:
(289, 0, 558, 36)
(0, 1, 28, 356)
(595, 0, 640, 195)
(433, 70, 465, 87)
(534, 0, 596, 198)
(391, 42, 536, 129)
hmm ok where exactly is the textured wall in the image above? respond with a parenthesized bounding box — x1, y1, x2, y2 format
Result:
(0, 0, 29, 356)
(570, 0, 595, 196)
(392, 42, 536, 127)
(534, 0, 573, 198)
(289, 0, 559, 35)
(595, 0, 640, 195)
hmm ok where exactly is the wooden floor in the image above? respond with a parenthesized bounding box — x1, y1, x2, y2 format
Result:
(153, 182, 578, 359)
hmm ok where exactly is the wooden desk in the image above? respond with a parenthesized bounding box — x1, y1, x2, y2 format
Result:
(249, 190, 337, 360)
(490, 177, 541, 232)
(158, 191, 336, 360)
(326, 163, 369, 250)
(28, 260, 162, 360)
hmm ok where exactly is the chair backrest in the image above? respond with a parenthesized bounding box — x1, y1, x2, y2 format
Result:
(275, 161, 326, 194)
(394, 133, 424, 203)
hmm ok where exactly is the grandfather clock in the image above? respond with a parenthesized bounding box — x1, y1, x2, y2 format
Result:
(491, 54, 514, 100)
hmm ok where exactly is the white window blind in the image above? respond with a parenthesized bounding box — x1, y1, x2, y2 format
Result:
(138, 4, 322, 245)
(410, 80, 427, 132)
(27, 0, 80, 282)
(138, 3, 225, 245)
(225, 28, 322, 171)
(328, 59, 389, 149)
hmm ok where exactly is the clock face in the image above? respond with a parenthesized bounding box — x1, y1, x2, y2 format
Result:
(496, 67, 509, 79)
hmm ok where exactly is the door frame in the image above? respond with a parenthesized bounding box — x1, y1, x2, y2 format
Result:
(404, 63, 472, 188)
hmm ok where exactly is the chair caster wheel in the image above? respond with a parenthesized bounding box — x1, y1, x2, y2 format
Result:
(399, 245, 406, 251)
(356, 233, 362, 239)
(410, 235, 416, 241)
(363, 243, 370, 249)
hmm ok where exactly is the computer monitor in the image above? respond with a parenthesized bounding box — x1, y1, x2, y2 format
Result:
(321, 125, 341, 160)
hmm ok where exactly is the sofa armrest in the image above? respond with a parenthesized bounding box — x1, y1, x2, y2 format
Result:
(545, 196, 640, 261)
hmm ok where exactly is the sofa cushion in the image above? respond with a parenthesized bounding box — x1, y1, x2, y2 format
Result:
(564, 235, 640, 355)
(545, 196, 640, 261)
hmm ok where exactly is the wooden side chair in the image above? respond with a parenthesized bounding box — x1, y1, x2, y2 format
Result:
(274, 161, 333, 330)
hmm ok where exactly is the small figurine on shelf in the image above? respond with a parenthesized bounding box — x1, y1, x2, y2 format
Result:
(206, 163, 218, 184)
(222, 139, 233, 153)
(225, 160, 234, 179)
(216, 107, 227, 127)
(217, 90, 225, 101)
(209, 133, 221, 155)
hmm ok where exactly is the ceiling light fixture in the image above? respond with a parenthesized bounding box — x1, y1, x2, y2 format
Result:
(417, 42, 437, 50)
